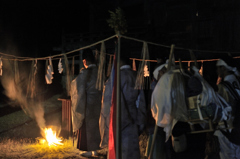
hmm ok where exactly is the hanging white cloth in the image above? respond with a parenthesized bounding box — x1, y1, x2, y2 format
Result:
(49, 57, 54, 75)
(58, 58, 63, 74)
(45, 65, 53, 84)
(151, 69, 188, 141)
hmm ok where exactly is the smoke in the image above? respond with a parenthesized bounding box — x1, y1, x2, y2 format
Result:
(0, 58, 46, 130)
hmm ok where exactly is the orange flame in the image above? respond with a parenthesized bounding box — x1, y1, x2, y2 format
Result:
(42, 128, 63, 146)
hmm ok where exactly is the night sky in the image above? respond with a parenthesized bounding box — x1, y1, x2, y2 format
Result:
(0, 0, 89, 57)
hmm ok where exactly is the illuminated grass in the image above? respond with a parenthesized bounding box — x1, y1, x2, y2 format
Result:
(0, 138, 84, 158)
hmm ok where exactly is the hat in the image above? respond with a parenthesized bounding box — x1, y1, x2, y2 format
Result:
(153, 59, 168, 80)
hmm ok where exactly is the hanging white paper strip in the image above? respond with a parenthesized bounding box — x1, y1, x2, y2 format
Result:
(45, 65, 53, 84)
(45, 59, 53, 84)
(58, 58, 63, 74)
(49, 57, 54, 75)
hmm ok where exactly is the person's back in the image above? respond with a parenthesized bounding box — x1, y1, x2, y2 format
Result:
(215, 56, 240, 159)
(83, 65, 102, 150)
(119, 55, 147, 159)
(120, 62, 140, 159)
(71, 48, 101, 156)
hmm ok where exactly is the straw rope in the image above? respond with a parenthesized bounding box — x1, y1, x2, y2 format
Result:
(1, 34, 240, 63)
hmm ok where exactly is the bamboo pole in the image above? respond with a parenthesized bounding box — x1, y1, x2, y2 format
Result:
(167, 44, 175, 71)
(116, 31, 121, 159)
(148, 125, 158, 159)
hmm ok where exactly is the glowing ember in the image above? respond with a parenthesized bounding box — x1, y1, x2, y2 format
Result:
(41, 128, 63, 146)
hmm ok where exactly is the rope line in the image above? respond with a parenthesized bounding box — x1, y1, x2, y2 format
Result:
(121, 35, 240, 54)
(1, 34, 240, 62)
(0, 35, 117, 61)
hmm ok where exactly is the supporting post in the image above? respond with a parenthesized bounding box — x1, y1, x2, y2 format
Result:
(167, 44, 175, 72)
(148, 125, 158, 159)
(116, 32, 121, 159)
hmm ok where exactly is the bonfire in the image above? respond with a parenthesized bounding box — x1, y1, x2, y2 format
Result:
(39, 127, 63, 146)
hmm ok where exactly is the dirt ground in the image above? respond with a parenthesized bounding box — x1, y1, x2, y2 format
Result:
(0, 94, 148, 159)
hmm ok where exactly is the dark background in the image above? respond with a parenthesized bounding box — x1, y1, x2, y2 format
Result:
(0, 0, 240, 98)
(0, 0, 89, 57)
(1, 0, 240, 58)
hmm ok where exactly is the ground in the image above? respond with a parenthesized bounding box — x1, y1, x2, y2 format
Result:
(0, 93, 207, 159)
(0, 94, 148, 159)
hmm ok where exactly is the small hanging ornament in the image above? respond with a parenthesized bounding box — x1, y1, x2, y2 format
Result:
(58, 58, 63, 74)
(144, 65, 149, 77)
(0, 57, 2, 76)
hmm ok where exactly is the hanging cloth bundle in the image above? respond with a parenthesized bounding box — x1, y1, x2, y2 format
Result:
(58, 58, 63, 74)
(135, 42, 150, 90)
(63, 54, 71, 96)
(0, 57, 2, 76)
(96, 42, 106, 90)
(132, 58, 136, 71)
(107, 55, 113, 78)
(27, 59, 37, 98)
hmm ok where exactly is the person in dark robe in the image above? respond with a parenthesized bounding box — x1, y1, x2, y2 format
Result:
(119, 55, 147, 159)
(71, 48, 102, 157)
(214, 56, 240, 159)
(99, 54, 147, 158)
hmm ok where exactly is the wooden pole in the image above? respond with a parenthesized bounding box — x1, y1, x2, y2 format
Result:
(148, 125, 158, 159)
(116, 31, 121, 159)
(167, 44, 175, 71)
